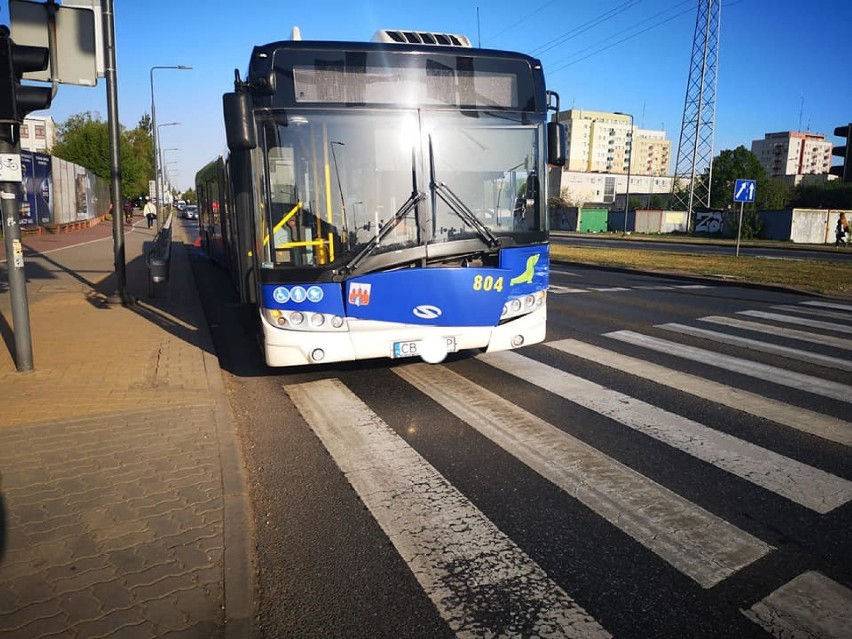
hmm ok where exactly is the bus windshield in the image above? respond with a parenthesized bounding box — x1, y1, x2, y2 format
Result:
(258, 110, 542, 268)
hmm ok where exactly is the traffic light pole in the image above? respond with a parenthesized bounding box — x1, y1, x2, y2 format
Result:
(0, 128, 34, 372)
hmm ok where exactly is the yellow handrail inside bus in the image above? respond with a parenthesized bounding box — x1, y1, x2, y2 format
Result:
(263, 201, 302, 247)
(278, 239, 326, 249)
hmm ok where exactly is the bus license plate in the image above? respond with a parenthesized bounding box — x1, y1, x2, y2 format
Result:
(392, 337, 457, 359)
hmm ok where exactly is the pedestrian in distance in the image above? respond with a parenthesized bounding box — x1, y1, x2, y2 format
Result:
(143, 198, 156, 229)
(835, 212, 849, 247)
(123, 198, 133, 223)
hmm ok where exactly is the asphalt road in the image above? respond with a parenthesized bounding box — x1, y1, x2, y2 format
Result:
(187, 224, 852, 638)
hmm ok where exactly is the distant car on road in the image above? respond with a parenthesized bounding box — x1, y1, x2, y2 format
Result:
(185, 205, 198, 220)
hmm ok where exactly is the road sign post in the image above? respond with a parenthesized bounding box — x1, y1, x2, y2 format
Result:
(733, 179, 756, 257)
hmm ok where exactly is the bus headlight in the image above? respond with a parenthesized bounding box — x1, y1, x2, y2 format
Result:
(501, 291, 546, 322)
(262, 309, 349, 331)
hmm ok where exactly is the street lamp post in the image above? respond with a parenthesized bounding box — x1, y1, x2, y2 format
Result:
(155, 123, 179, 221)
(160, 148, 179, 205)
(616, 112, 634, 235)
(150, 65, 191, 226)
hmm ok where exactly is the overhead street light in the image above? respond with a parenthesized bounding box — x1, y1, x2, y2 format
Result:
(150, 65, 192, 226)
(161, 148, 181, 203)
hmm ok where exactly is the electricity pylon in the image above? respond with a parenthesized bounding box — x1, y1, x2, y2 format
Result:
(671, 0, 721, 230)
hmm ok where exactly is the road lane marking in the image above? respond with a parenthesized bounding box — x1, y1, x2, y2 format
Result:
(285, 378, 611, 638)
(658, 323, 852, 371)
(483, 348, 852, 514)
(546, 339, 852, 448)
(394, 365, 772, 588)
(738, 310, 852, 335)
(549, 285, 589, 294)
(606, 330, 852, 403)
(699, 315, 852, 351)
(743, 571, 852, 639)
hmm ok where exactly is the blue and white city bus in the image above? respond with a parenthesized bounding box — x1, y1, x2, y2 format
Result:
(196, 28, 565, 367)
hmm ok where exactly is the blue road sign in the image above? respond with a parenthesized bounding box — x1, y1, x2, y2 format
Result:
(733, 179, 756, 203)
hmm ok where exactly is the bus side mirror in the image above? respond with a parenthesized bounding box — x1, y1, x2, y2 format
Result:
(525, 173, 539, 206)
(547, 121, 566, 166)
(223, 92, 257, 151)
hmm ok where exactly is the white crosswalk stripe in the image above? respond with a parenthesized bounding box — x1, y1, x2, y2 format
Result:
(546, 338, 852, 447)
(480, 349, 852, 514)
(605, 330, 852, 403)
(282, 299, 851, 635)
(743, 571, 852, 638)
(771, 304, 852, 321)
(285, 378, 611, 638)
(738, 310, 852, 334)
(548, 284, 714, 295)
(698, 315, 852, 351)
(802, 300, 852, 312)
(658, 322, 852, 371)
(393, 364, 772, 588)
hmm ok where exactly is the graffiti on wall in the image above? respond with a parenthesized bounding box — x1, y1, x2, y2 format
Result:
(695, 210, 725, 235)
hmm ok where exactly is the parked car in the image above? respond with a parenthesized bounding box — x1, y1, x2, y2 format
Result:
(185, 205, 198, 220)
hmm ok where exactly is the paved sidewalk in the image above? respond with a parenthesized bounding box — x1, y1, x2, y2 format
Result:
(0, 218, 253, 638)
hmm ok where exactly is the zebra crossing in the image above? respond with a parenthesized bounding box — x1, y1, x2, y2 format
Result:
(284, 299, 852, 638)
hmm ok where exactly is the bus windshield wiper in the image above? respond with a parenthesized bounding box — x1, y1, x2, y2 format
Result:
(433, 181, 500, 249)
(341, 190, 426, 274)
(428, 137, 500, 249)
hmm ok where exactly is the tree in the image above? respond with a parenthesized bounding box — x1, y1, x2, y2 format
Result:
(790, 181, 852, 209)
(50, 112, 154, 200)
(706, 146, 766, 211)
(51, 112, 111, 177)
(181, 187, 197, 203)
(756, 178, 790, 210)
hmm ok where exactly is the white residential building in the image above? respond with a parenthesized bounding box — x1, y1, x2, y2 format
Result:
(555, 109, 672, 176)
(750, 131, 833, 184)
(557, 170, 674, 208)
(20, 115, 57, 153)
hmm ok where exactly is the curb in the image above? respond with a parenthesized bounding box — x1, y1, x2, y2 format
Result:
(172, 229, 255, 637)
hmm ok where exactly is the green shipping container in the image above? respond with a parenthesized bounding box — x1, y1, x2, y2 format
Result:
(579, 208, 608, 233)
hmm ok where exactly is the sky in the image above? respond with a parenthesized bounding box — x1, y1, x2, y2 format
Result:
(2, 0, 850, 192)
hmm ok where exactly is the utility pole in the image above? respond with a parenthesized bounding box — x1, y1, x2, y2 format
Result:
(0, 134, 33, 372)
(0, 24, 53, 371)
(101, 0, 130, 304)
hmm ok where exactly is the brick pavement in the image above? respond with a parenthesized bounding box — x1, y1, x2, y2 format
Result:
(0, 217, 253, 638)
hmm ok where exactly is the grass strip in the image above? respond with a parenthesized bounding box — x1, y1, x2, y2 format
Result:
(549, 245, 852, 297)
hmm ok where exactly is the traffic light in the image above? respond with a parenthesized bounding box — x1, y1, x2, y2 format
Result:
(0, 25, 52, 125)
(829, 123, 852, 183)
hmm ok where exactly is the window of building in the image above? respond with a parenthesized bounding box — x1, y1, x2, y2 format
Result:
(35, 126, 45, 139)
(21, 126, 29, 137)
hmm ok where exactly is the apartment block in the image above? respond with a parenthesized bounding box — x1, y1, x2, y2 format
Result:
(555, 109, 672, 176)
(750, 131, 833, 184)
(20, 115, 57, 153)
